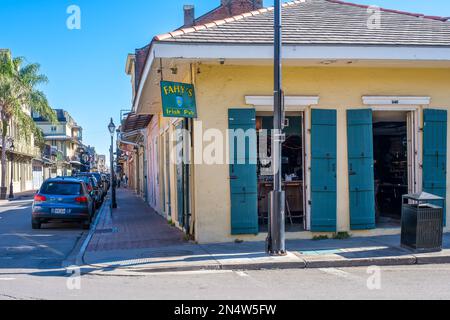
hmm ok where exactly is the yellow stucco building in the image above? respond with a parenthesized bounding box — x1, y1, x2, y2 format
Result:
(124, 0, 450, 243)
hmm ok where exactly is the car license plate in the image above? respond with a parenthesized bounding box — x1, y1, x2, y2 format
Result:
(53, 208, 66, 214)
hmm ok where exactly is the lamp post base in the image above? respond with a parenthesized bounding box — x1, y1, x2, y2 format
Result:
(266, 190, 287, 256)
(0, 187, 7, 200)
(8, 183, 14, 200)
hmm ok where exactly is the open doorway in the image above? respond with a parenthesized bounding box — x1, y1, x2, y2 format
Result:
(373, 111, 409, 227)
(256, 113, 306, 232)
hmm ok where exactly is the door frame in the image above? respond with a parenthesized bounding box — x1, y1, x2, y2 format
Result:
(174, 120, 185, 228)
(253, 108, 312, 231)
(370, 106, 423, 196)
(255, 111, 308, 230)
(173, 118, 191, 233)
(245, 95, 320, 232)
(304, 108, 312, 230)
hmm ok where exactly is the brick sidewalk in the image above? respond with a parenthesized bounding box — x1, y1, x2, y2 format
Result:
(87, 188, 186, 252)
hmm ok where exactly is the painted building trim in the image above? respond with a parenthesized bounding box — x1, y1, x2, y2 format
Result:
(245, 96, 319, 110)
(363, 96, 431, 105)
(153, 43, 450, 61)
(133, 42, 450, 113)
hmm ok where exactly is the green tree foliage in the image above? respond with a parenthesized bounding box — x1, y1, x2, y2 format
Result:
(0, 50, 57, 195)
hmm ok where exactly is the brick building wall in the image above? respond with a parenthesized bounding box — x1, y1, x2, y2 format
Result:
(194, 0, 264, 26)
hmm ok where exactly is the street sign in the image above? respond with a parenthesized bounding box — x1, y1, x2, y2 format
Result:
(161, 81, 197, 118)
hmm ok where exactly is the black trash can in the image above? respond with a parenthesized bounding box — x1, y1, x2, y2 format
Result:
(401, 192, 445, 253)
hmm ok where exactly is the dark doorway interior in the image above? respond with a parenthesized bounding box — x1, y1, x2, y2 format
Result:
(373, 121, 408, 226)
(256, 115, 305, 232)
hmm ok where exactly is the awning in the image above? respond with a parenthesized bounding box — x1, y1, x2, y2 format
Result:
(122, 113, 152, 133)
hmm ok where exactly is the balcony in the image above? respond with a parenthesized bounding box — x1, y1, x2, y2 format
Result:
(6, 137, 41, 158)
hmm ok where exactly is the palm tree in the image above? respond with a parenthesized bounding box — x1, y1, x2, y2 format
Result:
(0, 50, 57, 199)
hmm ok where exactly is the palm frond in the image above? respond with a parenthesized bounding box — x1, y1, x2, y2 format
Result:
(0, 52, 56, 139)
(30, 90, 57, 123)
(19, 63, 48, 87)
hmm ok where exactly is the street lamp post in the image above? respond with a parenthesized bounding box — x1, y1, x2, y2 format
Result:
(267, 0, 286, 256)
(108, 118, 117, 209)
(8, 139, 15, 200)
(79, 148, 85, 174)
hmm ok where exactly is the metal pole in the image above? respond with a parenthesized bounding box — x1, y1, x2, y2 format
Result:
(9, 155, 14, 199)
(267, 0, 286, 255)
(111, 135, 117, 209)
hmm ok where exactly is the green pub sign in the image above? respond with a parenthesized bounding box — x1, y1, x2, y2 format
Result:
(161, 81, 197, 118)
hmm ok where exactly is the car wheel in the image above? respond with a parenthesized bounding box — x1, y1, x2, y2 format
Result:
(32, 219, 41, 230)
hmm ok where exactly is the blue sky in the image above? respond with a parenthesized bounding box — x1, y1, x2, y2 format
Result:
(0, 0, 449, 156)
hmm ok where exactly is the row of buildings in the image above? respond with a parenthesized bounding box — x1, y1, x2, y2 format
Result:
(1, 101, 106, 197)
(119, 0, 450, 243)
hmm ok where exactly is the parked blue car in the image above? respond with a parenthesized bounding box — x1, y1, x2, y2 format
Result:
(32, 177, 95, 230)
(75, 172, 108, 199)
(73, 175, 103, 210)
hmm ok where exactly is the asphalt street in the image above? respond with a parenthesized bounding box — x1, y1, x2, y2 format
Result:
(1, 200, 450, 300)
(0, 198, 84, 275)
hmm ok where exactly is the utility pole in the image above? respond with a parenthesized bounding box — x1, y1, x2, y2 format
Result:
(267, 0, 286, 256)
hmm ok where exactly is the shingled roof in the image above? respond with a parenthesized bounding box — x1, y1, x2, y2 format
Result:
(156, 0, 450, 46)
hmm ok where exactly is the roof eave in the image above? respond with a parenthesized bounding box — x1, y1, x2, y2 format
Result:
(151, 41, 450, 61)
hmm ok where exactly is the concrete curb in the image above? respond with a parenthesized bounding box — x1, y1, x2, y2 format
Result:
(86, 261, 308, 275)
(415, 255, 450, 265)
(61, 231, 89, 269)
(303, 256, 417, 269)
(107, 261, 309, 274)
(75, 197, 110, 266)
(83, 252, 450, 275)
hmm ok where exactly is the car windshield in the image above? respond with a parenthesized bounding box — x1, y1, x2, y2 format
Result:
(76, 176, 93, 185)
(76, 174, 98, 183)
(40, 182, 82, 196)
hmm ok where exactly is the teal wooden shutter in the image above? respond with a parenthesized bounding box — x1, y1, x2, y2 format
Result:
(347, 109, 376, 230)
(311, 109, 337, 232)
(228, 109, 258, 235)
(423, 109, 447, 225)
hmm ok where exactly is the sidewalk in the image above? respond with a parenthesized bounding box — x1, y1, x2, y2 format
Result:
(0, 190, 36, 204)
(82, 188, 450, 273)
(87, 189, 186, 252)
